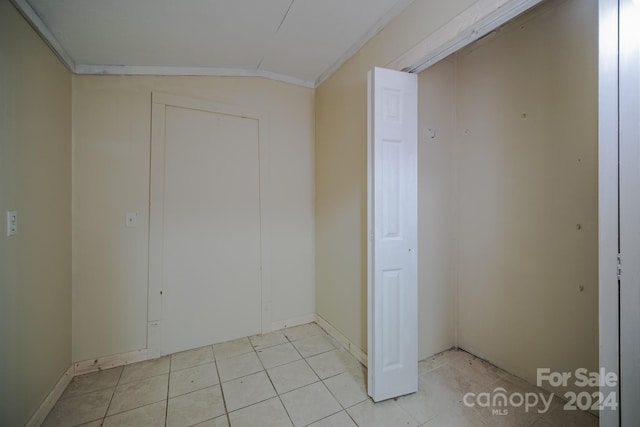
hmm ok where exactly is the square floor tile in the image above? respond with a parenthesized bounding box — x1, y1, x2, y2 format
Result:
(257, 342, 301, 369)
(120, 356, 170, 384)
(440, 349, 476, 371)
(532, 419, 553, 427)
(323, 366, 368, 409)
(421, 405, 487, 427)
(107, 374, 168, 416)
(77, 421, 103, 427)
(170, 362, 219, 397)
(103, 401, 166, 427)
(229, 397, 292, 427)
(194, 415, 230, 426)
(249, 331, 288, 350)
(43, 387, 113, 427)
(167, 385, 226, 427)
(213, 337, 253, 360)
(292, 335, 337, 358)
(267, 360, 319, 394)
(171, 345, 214, 371)
(457, 357, 506, 390)
(308, 411, 357, 427)
(281, 381, 342, 426)
(418, 352, 447, 375)
(282, 323, 325, 342)
(418, 363, 484, 399)
(542, 404, 598, 427)
(396, 369, 459, 424)
(62, 366, 122, 399)
(306, 350, 361, 379)
(217, 351, 263, 382)
(222, 371, 277, 411)
(347, 399, 418, 427)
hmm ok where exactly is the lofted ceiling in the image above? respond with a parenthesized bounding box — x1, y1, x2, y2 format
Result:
(17, 0, 415, 87)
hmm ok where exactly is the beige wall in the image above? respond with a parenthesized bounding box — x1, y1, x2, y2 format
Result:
(454, 0, 598, 394)
(417, 60, 457, 358)
(0, 1, 72, 425)
(316, 0, 598, 394)
(72, 75, 315, 362)
(316, 0, 476, 359)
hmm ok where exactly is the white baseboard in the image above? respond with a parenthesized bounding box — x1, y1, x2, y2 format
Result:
(25, 364, 74, 427)
(74, 349, 148, 376)
(271, 313, 317, 331)
(315, 314, 368, 367)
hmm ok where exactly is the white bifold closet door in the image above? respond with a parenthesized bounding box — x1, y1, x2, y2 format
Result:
(367, 67, 418, 402)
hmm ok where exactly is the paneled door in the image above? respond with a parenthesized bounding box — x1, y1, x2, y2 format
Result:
(149, 93, 267, 356)
(367, 67, 418, 401)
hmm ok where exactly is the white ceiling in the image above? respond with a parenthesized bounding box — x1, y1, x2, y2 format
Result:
(21, 0, 415, 87)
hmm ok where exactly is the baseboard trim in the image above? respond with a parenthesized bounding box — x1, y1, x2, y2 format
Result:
(25, 364, 74, 427)
(74, 349, 148, 376)
(271, 313, 317, 331)
(315, 314, 368, 367)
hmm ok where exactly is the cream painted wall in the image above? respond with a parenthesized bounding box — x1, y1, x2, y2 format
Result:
(0, 1, 72, 425)
(72, 75, 315, 362)
(316, 0, 477, 356)
(417, 60, 457, 359)
(454, 0, 598, 395)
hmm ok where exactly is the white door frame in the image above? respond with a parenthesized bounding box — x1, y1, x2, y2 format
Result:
(618, 0, 640, 425)
(147, 92, 271, 358)
(598, 0, 620, 425)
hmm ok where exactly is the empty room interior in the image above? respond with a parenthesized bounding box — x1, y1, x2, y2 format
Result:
(0, 0, 634, 426)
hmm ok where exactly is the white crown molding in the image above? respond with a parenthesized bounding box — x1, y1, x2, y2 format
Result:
(74, 64, 316, 88)
(10, 0, 315, 88)
(10, 0, 76, 71)
(314, 0, 415, 87)
(386, 0, 544, 74)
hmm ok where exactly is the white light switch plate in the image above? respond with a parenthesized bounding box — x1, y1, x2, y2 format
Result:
(125, 212, 137, 228)
(6, 210, 17, 236)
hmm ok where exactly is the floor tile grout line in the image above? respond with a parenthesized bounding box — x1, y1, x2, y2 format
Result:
(252, 340, 297, 426)
(59, 381, 120, 402)
(212, 347, 233, 427)
(274, 351, 347, 426)
(164, 356, 171, 427)
(170, 358, 215, 373)
(299, 407, 348, 427)
(100, 363, 125, 422)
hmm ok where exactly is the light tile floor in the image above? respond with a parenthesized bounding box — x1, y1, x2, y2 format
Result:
(43, 322, 599, 427)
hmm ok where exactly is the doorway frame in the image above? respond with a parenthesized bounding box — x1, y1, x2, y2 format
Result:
(598, 0, 620, 426)
(381, 0, 621, 425)
(147, 92, 272, 358)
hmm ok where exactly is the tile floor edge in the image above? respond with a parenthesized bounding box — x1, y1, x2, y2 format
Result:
(315, 314, 368, 368)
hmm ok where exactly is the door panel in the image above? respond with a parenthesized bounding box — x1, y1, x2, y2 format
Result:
(160, 105, 261, 355)
(368, 67, 418, 402)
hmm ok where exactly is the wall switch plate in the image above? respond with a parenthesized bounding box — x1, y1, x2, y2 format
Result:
(125, 212, 137, 227)
(6, 210, 17, 236)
